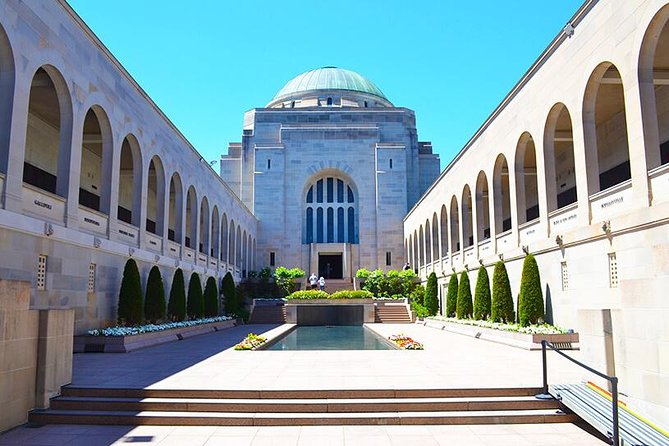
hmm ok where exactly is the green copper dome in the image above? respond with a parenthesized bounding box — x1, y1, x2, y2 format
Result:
(272, 67, 388, 102)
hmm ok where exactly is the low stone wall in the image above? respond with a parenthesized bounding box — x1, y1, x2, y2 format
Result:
(422, 319, 579, 350)
(0, 280, 74, 432)
(74, 319, 237, 353)
(284, 299, 375, 324)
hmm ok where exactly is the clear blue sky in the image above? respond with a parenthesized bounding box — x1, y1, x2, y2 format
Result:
(67, 0, 584, 170)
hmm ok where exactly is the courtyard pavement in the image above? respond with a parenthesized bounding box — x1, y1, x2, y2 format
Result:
(0, 323, 608, 445)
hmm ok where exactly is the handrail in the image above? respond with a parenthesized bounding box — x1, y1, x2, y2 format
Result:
(539, 340, 620, 446)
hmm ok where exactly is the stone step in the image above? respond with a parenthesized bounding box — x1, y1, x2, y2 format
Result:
(50, 395, 559, 413)
(30, 408, 576, 426)
(59, 386, 544, 399)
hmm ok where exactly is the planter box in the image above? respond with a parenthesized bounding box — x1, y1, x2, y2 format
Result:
(422, 319, 579, 350)
(74, 319, 237, 353)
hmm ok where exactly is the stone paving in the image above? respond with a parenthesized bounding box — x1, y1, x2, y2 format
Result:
(0, 323, 608, 445)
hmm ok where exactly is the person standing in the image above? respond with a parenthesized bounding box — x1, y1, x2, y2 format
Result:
(309, 272, 318, 290)
(318, 276, 326, 291)
(403, 262, 411, 271)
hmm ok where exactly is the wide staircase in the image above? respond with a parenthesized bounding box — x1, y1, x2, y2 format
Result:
(375, 303, 412, 323)
(30, 386, 576, 426)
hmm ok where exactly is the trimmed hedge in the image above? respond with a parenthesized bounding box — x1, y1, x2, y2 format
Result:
(446, 274, 458, 317)
(518, 254, 544, 326)
(118, 258, 143, 325)
(473, 266, 491, 320)
(203, 276, 219, 317)
(328, 290, 373, 299)
(456, 270, 473, 319)
(222, 272, 237, 315)
(425, 272, 439, 316)
(144, 265, 166, 323)
(286, 290, 329, 300)
(186, 272, 204, 319)
(491, 261, 514, 323)
(167, 268, 186, 321)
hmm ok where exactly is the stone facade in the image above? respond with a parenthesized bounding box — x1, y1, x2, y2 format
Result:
(221, 71, 440, 280)
(0, 0, 258, 335)
(404, 0, 669, 426)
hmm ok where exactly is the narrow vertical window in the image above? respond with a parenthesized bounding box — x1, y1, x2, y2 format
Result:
(560, 261, 568, 291)
(608, 253, 618, 288)
(386, 252, 392, 266)
(306, 208, 313, 243)
(316, 180, 323, 203)
(37, 255, 47, 290)
(364, 101, 368, 108)
(347, 207, 355, 243)
(389, 159, 393, 169)
(347, 186, 354, 203)
(317, 207, 324, 243)
(337, 179, 344, 203)
(306, 186, 313, 203)
(327, 207, 334, 242)
(327, 97, 333, 106)
(337, 207, 344, 243)
(267, 159, 271, 170)
(326, 178, 334, 203)
(270, 252, 275, 267)
(88, 263, 96, 293)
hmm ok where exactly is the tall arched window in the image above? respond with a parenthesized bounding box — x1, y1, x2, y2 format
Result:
(0, 25, 15, 175)
(168, 173, 183, 243)
(304, 175, 358, 244)
(79, 107, 112, 213)
(146, 156, 165, 235)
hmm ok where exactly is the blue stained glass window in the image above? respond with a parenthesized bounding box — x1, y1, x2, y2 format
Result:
(317, 207, 324, 243)
(306, 207, 313, 243)
(327, 207, 334, 242)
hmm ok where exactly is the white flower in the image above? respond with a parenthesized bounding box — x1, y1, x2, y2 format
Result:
(87, 316, 233, 337)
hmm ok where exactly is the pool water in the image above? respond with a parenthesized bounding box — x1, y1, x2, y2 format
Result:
(266, 325, 395, 350)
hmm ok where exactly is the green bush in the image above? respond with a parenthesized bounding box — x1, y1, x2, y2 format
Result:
(167, 268, 186, 321)
(424, 272, 439, 316)
(329, 290, 373, 299)
(222, 272, 237, 315)
(456, 270, 473, 319)
(117, 258, 143, 325)
(357, 268, 418, 298)
(410, 300, 429, 318)
(186, 272, 204, 319)
(473, 266, 491, 320)
(144, 265, 166, 323)
(491, 261, 514, 323)
(203, 276, 219, 317)
(518, 254, 544, 326)
(286, 290, 329, 300)
(445, 274, 458, 317)
(410, 284, 425, 305)
(274, 266, 305, 295)
(258, 267, 272, 279)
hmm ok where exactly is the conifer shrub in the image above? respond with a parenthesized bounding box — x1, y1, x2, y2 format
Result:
(456, 270, 473, 319)
(203, 276, 219, 317)
(491, 261, 514, 323)
(424, 272, 439, 316)
(118, 258, 144, 325)
(445, 274, 458, 317)
(167, 268, 186, 321)
(144, 265, 166, 323)
(473, 266, 491, 320)
(222, 272, 238, 315)
(517, 254, 545, 326)
(186, 272, 204, 319)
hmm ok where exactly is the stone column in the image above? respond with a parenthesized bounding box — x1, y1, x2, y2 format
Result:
(622, 71, 652, 207)
(64, 108, 84, 229)
(3, 78, 30, 213)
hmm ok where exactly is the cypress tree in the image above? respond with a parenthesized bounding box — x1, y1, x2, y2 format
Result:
(446, 273, 458, 317)
(117, 258, 143, 325)
(187, 272, 204, 319)
(424, 272, 439, 316)
(144, 265, 166, 323)
(167, 268, 186, 321)
(222, 272, 237, 315)
(203, 276, 219, 317)
(491, 261, 514, 323)
(518, 254, 544, 326)
(456, 270, 473, 319)
(473, 266, 491, 320)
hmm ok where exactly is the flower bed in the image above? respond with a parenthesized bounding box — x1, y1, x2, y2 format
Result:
(388, 334, 424, 350)
(74, 317, 237, 353)
(424, 317, 578, 350)
(234, 333, 267, 350)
